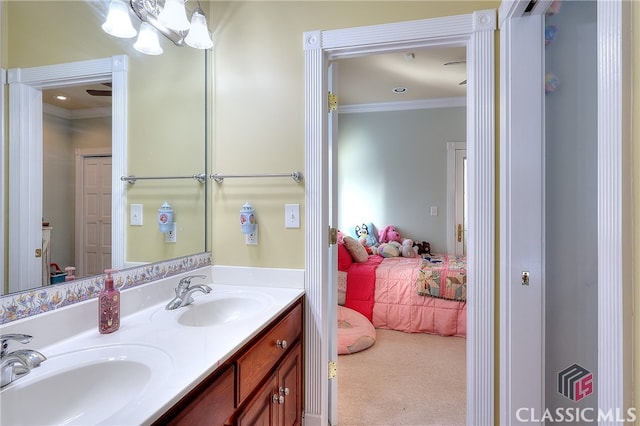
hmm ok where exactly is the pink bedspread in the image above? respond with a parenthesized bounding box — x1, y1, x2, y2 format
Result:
(372, 257, 466, 337)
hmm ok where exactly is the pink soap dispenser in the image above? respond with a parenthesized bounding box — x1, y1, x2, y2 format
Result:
(99, 269, 120, 334)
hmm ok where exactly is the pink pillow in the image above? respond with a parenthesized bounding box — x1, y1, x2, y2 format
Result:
(337, 242, 353, 271)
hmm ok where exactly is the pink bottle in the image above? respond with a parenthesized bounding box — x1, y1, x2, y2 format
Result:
(99, 269, 120, 334)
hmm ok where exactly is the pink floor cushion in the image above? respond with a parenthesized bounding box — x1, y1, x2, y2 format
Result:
(338, 305, 376, 355)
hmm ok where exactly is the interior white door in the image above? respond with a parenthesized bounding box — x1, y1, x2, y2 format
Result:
(499, 5, 545, 424)
(81, 155, 112, 277)
(327, 61, 339, 425)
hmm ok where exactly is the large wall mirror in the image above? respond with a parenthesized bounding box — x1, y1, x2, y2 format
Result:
(1, 0, 211, 294)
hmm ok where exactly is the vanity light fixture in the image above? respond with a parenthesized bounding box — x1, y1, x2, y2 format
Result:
(102, 0, 213, 55)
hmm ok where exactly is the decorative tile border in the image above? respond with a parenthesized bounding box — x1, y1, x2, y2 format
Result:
(0, 252, 211, 324)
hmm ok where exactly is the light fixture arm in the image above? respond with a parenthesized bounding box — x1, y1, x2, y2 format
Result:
(129, 0, 189, 46)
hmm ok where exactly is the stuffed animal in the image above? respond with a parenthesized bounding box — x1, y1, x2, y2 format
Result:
(378, 225, 401, 244)
(355, 223, 377, 249)
(377, 241, 401, 258)
(413, 240, 431, 255)
(401, 239, 418, 258)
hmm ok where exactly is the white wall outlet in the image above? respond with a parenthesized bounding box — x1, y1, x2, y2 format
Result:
(430, 206, 438, 216)
(246, 224, 258, 245)
(130, 204, 143, 226)
(285, 204, 300, 228)
(165, 223, 177, 243)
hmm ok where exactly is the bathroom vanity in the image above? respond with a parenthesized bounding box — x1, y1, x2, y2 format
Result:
(156, 298, 303, 425)
(0, 268, 304, 426)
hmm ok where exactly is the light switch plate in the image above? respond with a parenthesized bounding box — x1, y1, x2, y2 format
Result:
(430, 206, 438, 216)
(130, 204, 143, 226)
(285, 204, 300, 228)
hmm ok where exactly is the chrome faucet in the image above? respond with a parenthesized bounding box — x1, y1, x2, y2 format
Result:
(1, 334, 47, 387)
(165, 275, 211, 310)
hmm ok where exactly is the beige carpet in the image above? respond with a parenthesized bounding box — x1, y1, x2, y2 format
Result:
(338, 329, 466, 426)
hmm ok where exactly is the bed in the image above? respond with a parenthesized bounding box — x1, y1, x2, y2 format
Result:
(337, 240, 467, 338)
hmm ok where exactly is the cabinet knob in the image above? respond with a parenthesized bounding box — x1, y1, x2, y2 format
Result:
(279, 386, 290, 396)
(276, 339, 288, 349)
(273, 394, 285, 404)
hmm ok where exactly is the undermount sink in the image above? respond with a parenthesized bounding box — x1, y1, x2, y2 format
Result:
(153, 288, 275, 328)
(0, 344, 172, 426)
(178, 294, 269, 327)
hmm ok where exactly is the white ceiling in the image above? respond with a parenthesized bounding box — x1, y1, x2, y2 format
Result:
(335, 46, 467, 105)
(43, 45, 466, 111)
(43, 83, 112, 111)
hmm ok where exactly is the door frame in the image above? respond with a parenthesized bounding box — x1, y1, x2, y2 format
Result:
(303, 10, 496, 425)
(499, 0, 633, 422)
(8, 56, 127, 291)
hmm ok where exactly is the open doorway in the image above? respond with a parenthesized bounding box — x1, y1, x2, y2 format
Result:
(302, 10, 496, 424)
(42, 83, 113, 280)
(333, 47, 468, 424)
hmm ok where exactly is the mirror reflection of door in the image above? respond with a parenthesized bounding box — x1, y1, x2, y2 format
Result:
(43, 83, 112, 281)
(76, 152, 112, 278)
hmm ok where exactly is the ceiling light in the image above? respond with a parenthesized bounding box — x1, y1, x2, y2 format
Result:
(102, 0, 213, 55)
(55, 95, 68, 101)
(392, 87, 408, 94)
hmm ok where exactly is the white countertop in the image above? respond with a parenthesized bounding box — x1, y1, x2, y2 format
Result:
(0, 268, 304, 425)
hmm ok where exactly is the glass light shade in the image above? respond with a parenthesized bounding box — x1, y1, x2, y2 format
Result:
(134, 22, 164, 55)
(184, 10, 213, 49)
(158, 0, 190, 32)
(102, 0, 137, 38)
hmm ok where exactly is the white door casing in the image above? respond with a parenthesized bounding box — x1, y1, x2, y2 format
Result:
(8, 56, 127, 292)
(303, 10, 496, 425)
(499, 0, 632, 423)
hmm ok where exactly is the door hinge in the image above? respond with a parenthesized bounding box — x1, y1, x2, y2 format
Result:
(328, 92, 338, 112)
(328, 360, 337, 379)
(329, 227, 338, 246)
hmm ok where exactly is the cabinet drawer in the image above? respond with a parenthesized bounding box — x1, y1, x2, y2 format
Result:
(237, 302, 302, 404)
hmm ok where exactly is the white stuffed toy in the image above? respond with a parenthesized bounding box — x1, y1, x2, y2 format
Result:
(401, 239, 418, 258)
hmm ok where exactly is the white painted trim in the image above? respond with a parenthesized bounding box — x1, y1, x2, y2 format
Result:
(304, 9, 496, 425)
(0, 66, 5, 294)
(597, 0, 632, 419)
(8, 55, 127, 290)
(339, 96, 465, 114)
(447, 142, 467, 255)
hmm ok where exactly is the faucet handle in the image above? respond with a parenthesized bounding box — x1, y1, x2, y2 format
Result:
(177, 274, 208, 290)
(1, 334, 33, 357)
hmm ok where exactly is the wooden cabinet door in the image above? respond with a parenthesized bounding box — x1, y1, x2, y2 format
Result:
(236, 374, 277, 426)
(165, 365, 235, 426)
(278, 343, 302, 426)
